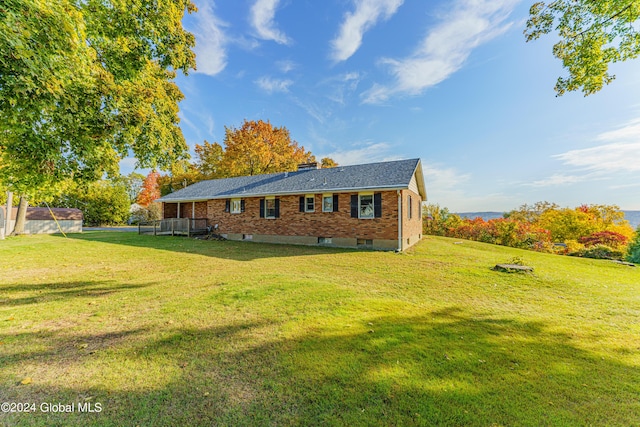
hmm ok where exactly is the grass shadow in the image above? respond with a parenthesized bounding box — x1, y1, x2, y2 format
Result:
(0, 280, 152, 307)
(60, 231, 360, 261)
(1, 307, 638, 426)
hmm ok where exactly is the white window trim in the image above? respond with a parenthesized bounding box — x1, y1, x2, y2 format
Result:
(231, 198, 242, 214)
(305, 194, 315, 213)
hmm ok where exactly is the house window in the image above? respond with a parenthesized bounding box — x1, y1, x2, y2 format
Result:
(322, 194, 339, 212)
(407, 195, 412, 220)
(322, 194, 332, 212)
(318, 237, 332, 244)
(260, 197, 280, 219)
(351, 193, 382, 219)
(265, 198, 276, 218)
(305, 195, 315, 212)
(359, 194, 374, 219)
(231, 198, 244, 214)
(357, 238, 373, 247)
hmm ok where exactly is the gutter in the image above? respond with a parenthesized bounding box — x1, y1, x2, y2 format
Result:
(397, 190, 403, 252)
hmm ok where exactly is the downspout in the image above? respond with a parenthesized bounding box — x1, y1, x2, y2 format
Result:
(192, 201, 195, 219)
(177, 202, 181, 218)
(397, 190, 403, 251)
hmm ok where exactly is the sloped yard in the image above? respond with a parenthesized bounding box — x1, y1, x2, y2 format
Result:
(1, 233, 638, 426)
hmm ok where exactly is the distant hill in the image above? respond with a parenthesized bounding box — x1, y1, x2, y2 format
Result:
(455, 212, 505, 221)
(455, 211, 640, 229)
(623, 211, 640, 229)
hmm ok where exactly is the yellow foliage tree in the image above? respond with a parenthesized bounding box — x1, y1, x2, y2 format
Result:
(222, 120, 313, 177)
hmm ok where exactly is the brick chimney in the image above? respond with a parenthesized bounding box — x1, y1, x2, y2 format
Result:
(297, 162, 320, 171)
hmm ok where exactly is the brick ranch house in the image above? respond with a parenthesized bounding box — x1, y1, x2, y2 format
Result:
(157, 158, 427, 251)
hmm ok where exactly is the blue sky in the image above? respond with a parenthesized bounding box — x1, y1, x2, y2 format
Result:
(124, 0, 640, 211)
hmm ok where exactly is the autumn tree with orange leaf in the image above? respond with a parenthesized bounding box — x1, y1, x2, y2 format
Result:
(137, 171, 161, 207)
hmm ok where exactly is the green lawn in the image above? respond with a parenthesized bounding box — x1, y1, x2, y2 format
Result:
(1, 233, 638, 426)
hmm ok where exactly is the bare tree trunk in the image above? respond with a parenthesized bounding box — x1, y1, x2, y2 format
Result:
(3, 191, 13, 237)
(11, 196, 28, 236)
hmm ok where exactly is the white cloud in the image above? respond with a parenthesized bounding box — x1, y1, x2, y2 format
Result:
(554, 117, 640, 173)
(293, 98, 331, 124)
(595, 117, 640, 143)
(554, 142, 640, 173)
(420, 163, 520, 211)
(524, 174, 587, 188)
(250, 0, 291, 45)
(119, 157, 140, 171)
(178, 110, 201, 139)
(255, 76, 293, 94)
(422, 163, 470, 191)
(323, 142, 399, 165)
(330, 0, 404, 62)
(190, 3, 228, 76)
(361, 0, 518, 103)
(322, 72, 362, 105)
(276, 60, 297, 73)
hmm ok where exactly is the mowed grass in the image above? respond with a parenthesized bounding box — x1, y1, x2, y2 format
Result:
(0, 232, 638, 426)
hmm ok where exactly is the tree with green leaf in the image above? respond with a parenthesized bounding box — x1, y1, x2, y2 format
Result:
(0, 0, 196, 232)
(194, 141, 226, 179)
(119, 172, 146, 203)
(525, 1, 640, 96)
(49, 179, 130, 226)
(626, 226, 640, 263)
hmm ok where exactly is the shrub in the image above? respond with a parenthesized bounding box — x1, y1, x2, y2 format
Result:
(579, 231, 628, 249)
(130, 203, 161, 224)
(423, 204, 462, 236)
(448, 217, 551, 250)
(563, 240, 585, 255)
(570, 244, 623, 260)
(626, 227, 640, 264)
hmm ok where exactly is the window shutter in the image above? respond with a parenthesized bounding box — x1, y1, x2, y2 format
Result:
(241, 199, 245, 213)
(275, 198, 280, 218)
(350, 195, 358, 218)
(259, 199, 265, 218)
(374, 193, 382, 218)
(333, 194, 339, 212)
(299, 196, 305, 212)
(225, 200, 230, 213)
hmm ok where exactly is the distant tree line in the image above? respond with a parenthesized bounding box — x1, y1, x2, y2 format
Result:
(424, 202, 640, 263)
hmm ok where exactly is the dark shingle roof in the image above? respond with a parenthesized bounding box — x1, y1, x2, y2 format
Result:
(158, 158, 425, 202)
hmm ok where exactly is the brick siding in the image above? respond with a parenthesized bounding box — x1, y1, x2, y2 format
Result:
(197, 191, 398, 240)
(163, 190, 424, 245)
